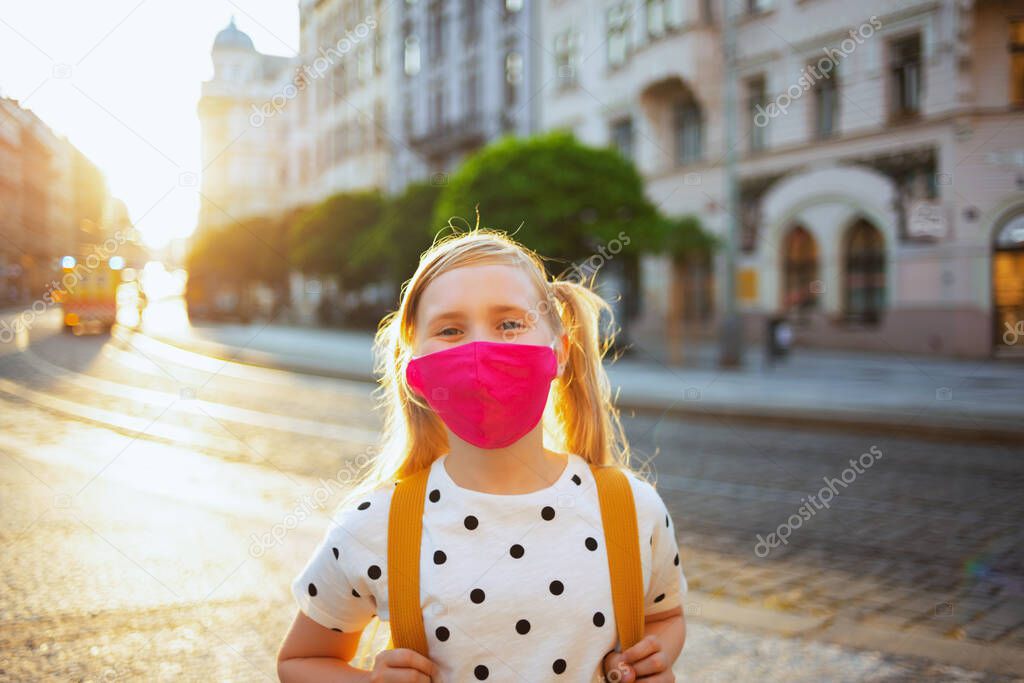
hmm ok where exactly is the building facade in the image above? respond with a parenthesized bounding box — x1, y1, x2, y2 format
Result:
(539, 0, 1024, 358)
(0, 96, 114, 305)
(387, 0, 540, 192)
(197, 17, 297, 232)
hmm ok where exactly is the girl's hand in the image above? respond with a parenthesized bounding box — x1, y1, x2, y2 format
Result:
(370, 647, 440, 682)
(602, 635, 674, 682)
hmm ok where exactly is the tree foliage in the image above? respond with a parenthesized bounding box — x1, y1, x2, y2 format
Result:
(432, 130, 666, 274)
(288, 189, 384, 286)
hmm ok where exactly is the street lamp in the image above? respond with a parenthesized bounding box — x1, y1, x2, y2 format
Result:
(718, 0, 744, 368)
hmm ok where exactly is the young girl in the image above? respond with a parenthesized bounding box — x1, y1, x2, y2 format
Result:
(277, 229, 687, 682)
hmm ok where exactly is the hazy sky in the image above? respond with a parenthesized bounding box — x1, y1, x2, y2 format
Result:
(0, 1, 299, 248)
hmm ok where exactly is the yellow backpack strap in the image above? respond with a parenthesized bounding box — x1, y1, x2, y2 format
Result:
(386, 467, 431, 656)
(590, 464, 645, 651)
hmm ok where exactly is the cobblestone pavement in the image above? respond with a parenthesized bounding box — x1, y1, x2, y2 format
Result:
(622, 411, 1024, 651)
(1, 319, 1021, 681)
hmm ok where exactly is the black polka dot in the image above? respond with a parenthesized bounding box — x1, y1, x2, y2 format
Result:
(331, 627, 343, 632)
(510, 544, 524, 559)
(585, 537, 598, 551)
(307, 583, 318, 597)
(593, 611, 605, 627)
(351, 588, 360, 598)
(515, 619, 530, 634)
(464, 515, 479, 530)
(474, 664, 489, 679)
(436, 626, 450, 641)
(331, 547, 339, 560)
(666, 514, 670, 527)
(553, 658, 567, 674)
(654, 593, 666, 603)
(541, 506, 555, 521)
(434, 549, 447, 565)
(470, 588, 486, 603)
(357, 501, 371, 510)
(368, 565, 381, 580)
(674, 553, 680, 566)
(571, 474, 582, 485)
(650, 534, 654, 546)
(429, 488, 441, 503)
(549, 580, 564, 595)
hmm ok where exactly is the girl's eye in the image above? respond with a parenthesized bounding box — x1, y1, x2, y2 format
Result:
(438, 327, 461, 337)
(500, 319, 526, 331)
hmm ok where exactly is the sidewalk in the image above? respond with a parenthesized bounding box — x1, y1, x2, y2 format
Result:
(133, 306, 1024, 442)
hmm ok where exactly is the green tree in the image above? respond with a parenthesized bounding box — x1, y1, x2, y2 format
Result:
(288, 190, 384, 288)
(353, 180, 442, 289)
(432, 129, 665, 273)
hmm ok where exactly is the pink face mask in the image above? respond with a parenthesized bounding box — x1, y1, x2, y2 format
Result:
(405, 339, 559, 449)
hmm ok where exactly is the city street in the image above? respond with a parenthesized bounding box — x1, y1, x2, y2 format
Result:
(1, 308, 1021, 681)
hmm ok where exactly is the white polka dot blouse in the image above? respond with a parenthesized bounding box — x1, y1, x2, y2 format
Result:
(291, 452, 688, 682)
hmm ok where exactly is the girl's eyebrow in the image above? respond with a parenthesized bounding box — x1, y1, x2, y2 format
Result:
(425, 304, 528, 326)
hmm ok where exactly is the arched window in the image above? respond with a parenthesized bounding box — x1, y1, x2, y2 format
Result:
(673, 94, 703, 164)
(782, 225, 818, 316)
(844, 220, 886, 324)
(993, 212, 1024, 348)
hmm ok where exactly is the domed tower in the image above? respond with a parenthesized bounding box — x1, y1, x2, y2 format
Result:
(210, 15, 258, 82)
(197, 15, 295, 234)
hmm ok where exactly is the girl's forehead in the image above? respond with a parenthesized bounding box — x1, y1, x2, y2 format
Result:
(418, 263, 542, 313)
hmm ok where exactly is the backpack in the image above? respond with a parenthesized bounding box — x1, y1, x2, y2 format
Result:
(349, 462, 644, 669)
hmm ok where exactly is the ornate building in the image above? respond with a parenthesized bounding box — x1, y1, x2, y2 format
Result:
(387, 0, 540, 193)
(197, 17, 297, 232)
(539, 0, 1024, 357)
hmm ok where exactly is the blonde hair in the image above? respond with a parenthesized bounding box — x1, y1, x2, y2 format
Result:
(336, 227, 640, 512)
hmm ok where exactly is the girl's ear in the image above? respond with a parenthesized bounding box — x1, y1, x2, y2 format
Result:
(555, 332, 570, 377)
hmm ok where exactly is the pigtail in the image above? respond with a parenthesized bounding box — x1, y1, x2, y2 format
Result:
(549, 279, 632, 469)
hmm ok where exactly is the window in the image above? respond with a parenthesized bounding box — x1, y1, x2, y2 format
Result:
(611, 118, 634, 161)
(647, 0, 685, 37)
(747, 76, 767, 152)
(506, 51, 524, 84)
(464, 62, 479, 116)
(812, 67, 838, 138)
(402, 92, 413, 132)
(844, 220, 886, 324)
(673, 96, 703, 164)
(431, 88, 443, 129)
(554, 29, 579, 88)
(505, 50, 523, 108)
(745, 0, 772, 15)
(331, 63, 346, 100)
(505, 0, 523, 12)
(994, 213, 1024, 348)
(675, 251, 714, 323)
(404, 35, 420, 76)
(463, 0, 479, 46)
(373, 99, 385, 146)
(1011, 20, 1024, 106)
(782, 226, 819, 316)
(889, 34, 922, 119)
(357, 45, 372, 83)
(429, 0, 444, 61)
(374, 35, 384, 74)
(607, 3, 631, 68)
